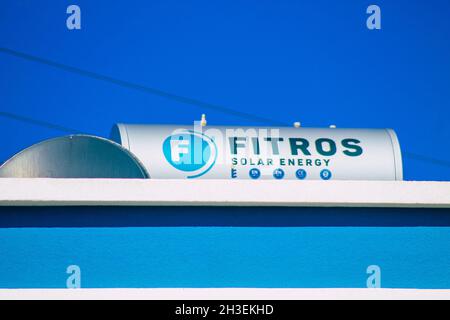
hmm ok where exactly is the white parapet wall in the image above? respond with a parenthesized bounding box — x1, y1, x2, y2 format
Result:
(0, 178, 449, 208)
(0, 288, 449, 300)
(1, 179, 449, 299)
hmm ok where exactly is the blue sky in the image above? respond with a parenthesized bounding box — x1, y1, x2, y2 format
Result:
(0, 0, 449, 180)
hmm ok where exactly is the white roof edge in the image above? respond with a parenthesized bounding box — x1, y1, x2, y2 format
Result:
(0, 179, 449, 208)
(0, 288, 449, 300)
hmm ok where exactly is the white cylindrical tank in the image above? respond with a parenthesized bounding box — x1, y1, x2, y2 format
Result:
(110, 124, 403, 180)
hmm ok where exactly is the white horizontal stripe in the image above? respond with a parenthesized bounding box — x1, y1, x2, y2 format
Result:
(0, 288, 449, 300)
(0, 179, 449, 208)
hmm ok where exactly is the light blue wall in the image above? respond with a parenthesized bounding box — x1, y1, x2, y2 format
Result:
(0, 206, 449, 289)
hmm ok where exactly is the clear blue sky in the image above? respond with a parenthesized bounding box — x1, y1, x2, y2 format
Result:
(0, 0, 449, 180)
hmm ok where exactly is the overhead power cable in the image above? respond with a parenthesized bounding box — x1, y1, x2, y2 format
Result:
(403, 152, 450, 169)
(0, 111, 81, 133)
(0, 47, 288, 127)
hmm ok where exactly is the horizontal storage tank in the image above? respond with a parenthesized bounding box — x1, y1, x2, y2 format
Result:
(111, 124, 403, 180)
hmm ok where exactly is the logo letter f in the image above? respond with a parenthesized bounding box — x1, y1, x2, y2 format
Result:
(171, 139, 189, 162)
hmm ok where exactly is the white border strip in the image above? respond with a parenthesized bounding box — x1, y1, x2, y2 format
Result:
(0, 288, 449, 300)
(0, 179, 450, 208)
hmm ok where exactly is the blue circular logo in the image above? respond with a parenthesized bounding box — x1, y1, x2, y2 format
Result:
(320, 169, 332, 180)
(273, 168, 285, 180)
(296, 169, 307, 180)
(249, 168, 261, 179)
(163, 130, 217, 178)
